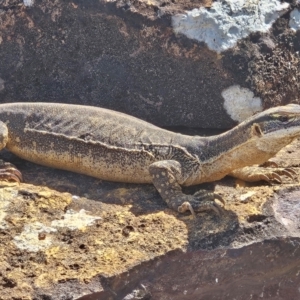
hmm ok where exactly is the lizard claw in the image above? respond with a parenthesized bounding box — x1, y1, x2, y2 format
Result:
(178, 200, 222, 216)
(213, 193, 226, 206)
(0, 160, 23, 183)
(262, 167, 298, 184)
(237, 165, 298, 184)
(270, 172, 282, 184)
(177, 191, 224, 217)
(281, 169, 297, 180)
(254, 162, 298, 183)
(193, 190, 225, 206)
(178, 201, 196, 218)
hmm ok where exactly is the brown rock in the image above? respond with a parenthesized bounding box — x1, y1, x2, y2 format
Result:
(0, 1, 299, 128)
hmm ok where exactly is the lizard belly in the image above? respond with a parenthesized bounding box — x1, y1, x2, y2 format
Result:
(7, 130, 156, 184)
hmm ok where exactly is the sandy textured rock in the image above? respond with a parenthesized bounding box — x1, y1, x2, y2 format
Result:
(0, 137, 300, 299)
(0, 0, 299, 128)
(0, 182, 187, 299)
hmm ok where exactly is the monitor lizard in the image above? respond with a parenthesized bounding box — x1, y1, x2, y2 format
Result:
(0, 102, 299, 217)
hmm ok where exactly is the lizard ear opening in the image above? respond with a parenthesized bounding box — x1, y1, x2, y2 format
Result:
(251, 123, 263, 137)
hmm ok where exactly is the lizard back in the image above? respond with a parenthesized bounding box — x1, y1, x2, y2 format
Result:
(0, 102, 199, 183)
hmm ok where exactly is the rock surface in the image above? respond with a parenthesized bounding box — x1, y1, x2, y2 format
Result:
(1, 0, 300, 299)
(77, 238, 300, 300)
(0, 0, 299, 128)
(1, 137, 300, 299)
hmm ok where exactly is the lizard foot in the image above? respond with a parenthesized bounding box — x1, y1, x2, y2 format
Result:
(230, 166, 297, 184)
(148, 160, 225, 217)
(258, 159, 297, 183)
(0, 160, 23, 183)
(257, 167, 297, 184)
(177, 190, 225, 217)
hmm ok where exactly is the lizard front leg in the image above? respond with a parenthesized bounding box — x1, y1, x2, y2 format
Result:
(0, 122, 22, 183)
(149, 160, 223, 217)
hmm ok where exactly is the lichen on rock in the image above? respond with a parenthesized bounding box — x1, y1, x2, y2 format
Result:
(172, 0, 289, 52)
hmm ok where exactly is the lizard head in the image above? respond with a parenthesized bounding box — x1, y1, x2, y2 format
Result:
(246, 103, 300, 153)
(249, 104, 300, 137)
(199, 104, 300, 172)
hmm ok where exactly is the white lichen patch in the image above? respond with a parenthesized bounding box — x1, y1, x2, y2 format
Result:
(289, 9, 300, 32)
(172, 0, 289, 52)
(23, 0, 34, 7)
(51, 209, 101, 230)
(14, 222, 57, 252)
(222, 85, 262, 123)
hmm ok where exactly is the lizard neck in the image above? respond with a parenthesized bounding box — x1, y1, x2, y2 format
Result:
(195, 123, 294, 183)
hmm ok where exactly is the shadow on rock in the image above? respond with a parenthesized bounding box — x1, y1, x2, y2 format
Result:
(1, 151, 240, 251)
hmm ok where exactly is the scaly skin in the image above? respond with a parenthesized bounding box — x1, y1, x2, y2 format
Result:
(0, 102, 299, 216)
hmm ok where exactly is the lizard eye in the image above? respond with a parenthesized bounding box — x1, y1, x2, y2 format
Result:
(278, 115, 289, 123)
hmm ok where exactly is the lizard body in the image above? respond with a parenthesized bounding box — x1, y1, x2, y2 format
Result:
(0, 102, 299, 215)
